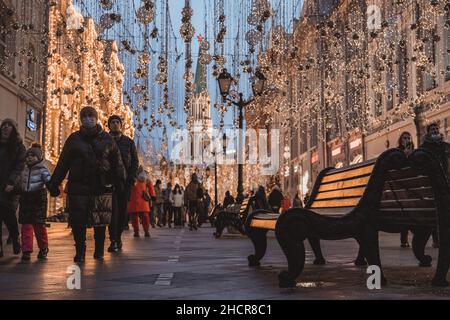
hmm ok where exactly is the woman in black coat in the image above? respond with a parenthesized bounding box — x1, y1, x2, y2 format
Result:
(49, 107, 125, 263)
(0, 119, 26, 257)
(268, 185, 284, 212)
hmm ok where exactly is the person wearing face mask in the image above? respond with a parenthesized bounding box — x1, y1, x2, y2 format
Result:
(107, 115, 139, 253)
(0, 119, 26, 257)
(49, 107, 126, 263)
(420, 122, 450, 249)
(421, 123, 450, 179)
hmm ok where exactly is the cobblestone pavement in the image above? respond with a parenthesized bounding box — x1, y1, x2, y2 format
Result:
(0, 223, 449, 300)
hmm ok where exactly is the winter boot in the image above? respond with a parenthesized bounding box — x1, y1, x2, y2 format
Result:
(37, 248, 49, 259)
(12, 238, 21, 255)
(93, 228, 105, 260)
(74, 244, 86, 263)
(107, 241, 119, 253)
(21, 252, 31, 261)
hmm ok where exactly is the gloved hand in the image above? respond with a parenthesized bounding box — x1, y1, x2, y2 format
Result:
(49, 185, 61, 197)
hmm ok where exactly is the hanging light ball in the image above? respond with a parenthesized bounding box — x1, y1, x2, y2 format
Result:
(100, 0, 113, 10)
(200, 39, 210, 51)
(136, 3, 155, 25)
(200, 53, 212, 65)
(139, 52, 151, 66)
(180, 23, 195, 42)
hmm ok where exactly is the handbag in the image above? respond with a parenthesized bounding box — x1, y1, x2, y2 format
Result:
(85, 140, 113, 227)
(89, 192, 113, 227)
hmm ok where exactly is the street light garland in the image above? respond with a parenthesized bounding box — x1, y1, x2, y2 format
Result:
(252, 0, 449, 140)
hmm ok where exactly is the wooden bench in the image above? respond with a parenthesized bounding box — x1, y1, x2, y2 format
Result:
(274, 148, 450, 287)
(213, 197, 251, 238)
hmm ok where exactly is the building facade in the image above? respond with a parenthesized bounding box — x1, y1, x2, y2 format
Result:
(45, 0, 133, 166)
(45, 0, 133, 214)
(253, 0, 450, 200)
(0, 0, 49, 146)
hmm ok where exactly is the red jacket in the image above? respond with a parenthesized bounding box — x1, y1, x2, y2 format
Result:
(281, 196, 291, 213)
(128, 181, 154, 213)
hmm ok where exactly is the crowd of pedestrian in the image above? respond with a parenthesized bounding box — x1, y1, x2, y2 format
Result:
(0, 106, 448, 263)
(0, 107, 212, 263)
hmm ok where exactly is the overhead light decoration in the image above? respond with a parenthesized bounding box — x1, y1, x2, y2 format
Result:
(180, 1, 195, 120)
(136, 0, 155, 25)
(100, 0, 113, 10)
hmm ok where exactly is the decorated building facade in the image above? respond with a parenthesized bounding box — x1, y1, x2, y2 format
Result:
(45, 0, 133, 166)
(253, 0, 450, 200)
(0, 0, 49, 146)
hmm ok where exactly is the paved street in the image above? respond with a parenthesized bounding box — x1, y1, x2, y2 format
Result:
(0, 223, 449, 300)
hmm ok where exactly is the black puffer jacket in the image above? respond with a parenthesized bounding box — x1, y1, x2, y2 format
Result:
(112, 134, 139, 186)
(50, 124, 126, 196)
(268, 187, 284, 209)
(0, 133, 26, 211)
(421, 135, 450, 179)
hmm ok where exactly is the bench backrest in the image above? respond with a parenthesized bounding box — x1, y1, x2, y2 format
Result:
(308, 155, 437, 226)
(307, 160, 376, 216)
(379, 166, 436, 227)
(225, 198, 250, 217)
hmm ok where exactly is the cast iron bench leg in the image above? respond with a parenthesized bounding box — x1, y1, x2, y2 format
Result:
(275, 216, 307, 288)
(308, 237, 326, 265)
(354, 242, 368, 266)
(411, 227, 433, 267)
(432, 227, 450, 287)
(358, 226, 387, 286)
(247, 228, 269, 267)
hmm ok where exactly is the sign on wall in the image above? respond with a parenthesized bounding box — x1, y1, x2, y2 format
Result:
(26, 106, 36, 132)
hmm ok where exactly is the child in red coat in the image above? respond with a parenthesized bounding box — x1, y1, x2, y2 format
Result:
(128, 171, 155, 237)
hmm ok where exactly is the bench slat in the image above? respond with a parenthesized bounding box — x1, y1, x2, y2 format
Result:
(380, 198, 436, 209)
(384, 176, 432, 191)
(319, 176, 370, 192)
(309, 207, 354, 216)
(381, 187, 434, 201)
(250, 219, 276, 230)
(379, 208, 436, 215)
(316, 187, 366, 200)
(322, 164, 374, 183)
(310, 197, 360, 208)
(386, 167, 420, 180)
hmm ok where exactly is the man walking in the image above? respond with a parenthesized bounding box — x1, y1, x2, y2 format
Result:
(107, 115, 139, 253)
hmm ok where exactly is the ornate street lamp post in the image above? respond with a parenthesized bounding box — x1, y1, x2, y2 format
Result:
(217, 68, 266, 203)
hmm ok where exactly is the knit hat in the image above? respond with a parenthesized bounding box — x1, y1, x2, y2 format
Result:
(80, 106, 98, 119)
(108, 115, 122, 127)
(26, 142, 43, 161)
(1, 118, 18, 132)
(426, 122, 439, 133)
